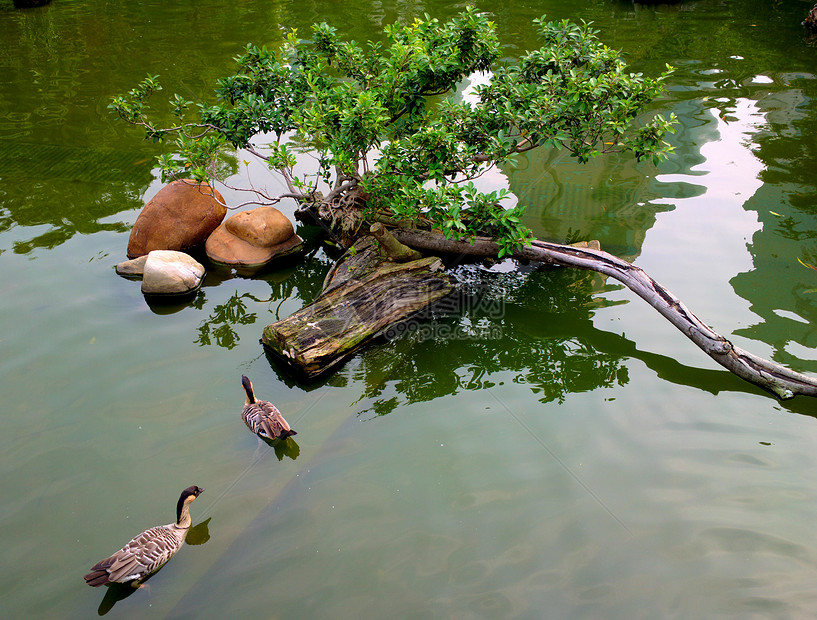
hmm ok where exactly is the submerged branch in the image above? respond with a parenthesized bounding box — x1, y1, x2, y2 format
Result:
(392, 229, 817, 400)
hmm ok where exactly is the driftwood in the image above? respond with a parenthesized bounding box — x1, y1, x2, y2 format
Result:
(393, 229, 817, 400)
(262, 237, 453, 378)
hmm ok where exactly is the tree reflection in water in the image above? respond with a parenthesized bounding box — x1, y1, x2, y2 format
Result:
(351, 264, 630, 417)
(195, 291, 258, 350)
(195, 251, 330, 350)
(195, 249, 799, 416)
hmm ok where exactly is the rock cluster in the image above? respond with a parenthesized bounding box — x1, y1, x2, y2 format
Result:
(117, 181, 305, 302)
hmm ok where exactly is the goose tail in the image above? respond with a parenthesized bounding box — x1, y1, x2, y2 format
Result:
(84, 568, 111, 587)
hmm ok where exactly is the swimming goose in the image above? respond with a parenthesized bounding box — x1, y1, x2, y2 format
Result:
(241, 375, 297, 440)
(84, 485, 204, 587)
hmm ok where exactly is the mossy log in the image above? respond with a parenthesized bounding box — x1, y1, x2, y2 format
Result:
(369, 223, 423, 262)
(262, 237, 453, 378)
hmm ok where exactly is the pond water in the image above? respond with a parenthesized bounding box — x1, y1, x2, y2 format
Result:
(3, 0, 817, 617)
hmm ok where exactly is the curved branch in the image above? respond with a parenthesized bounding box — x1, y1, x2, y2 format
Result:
(117, 115, 223, 140)
(392, 229, 817, 400)
(324, 179, 359, 203)
(472, 135, 548, 164)
(174, 177, 306, 211)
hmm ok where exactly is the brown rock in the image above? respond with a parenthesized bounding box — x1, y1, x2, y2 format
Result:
(127, 180, 227, 258)
(225, 207, 294, 247)
(206, 206, 303, 268)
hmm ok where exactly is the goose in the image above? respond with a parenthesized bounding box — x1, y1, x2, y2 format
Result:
(241, 375, 297, 440)
(806, 4, 817, 32)
(84, 485, 204, 587)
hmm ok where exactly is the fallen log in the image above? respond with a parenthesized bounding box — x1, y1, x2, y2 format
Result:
(261, 237, 453, 378)
(392, 229, 817, 400)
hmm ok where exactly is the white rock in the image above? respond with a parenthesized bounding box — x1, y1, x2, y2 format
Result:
(115, 255, 148, 276)
(141, 250, 205, 295)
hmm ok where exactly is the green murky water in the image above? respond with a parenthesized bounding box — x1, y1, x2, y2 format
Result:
(3, 0, 817, 617)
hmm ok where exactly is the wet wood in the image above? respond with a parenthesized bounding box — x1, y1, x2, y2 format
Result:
(369, 223, 423, 262)
(262, 237, 453, 378)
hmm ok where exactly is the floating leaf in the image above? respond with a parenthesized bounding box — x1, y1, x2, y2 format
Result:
(797, 257, 817, 272)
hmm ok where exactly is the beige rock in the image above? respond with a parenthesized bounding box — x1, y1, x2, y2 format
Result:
(141, 250, 205, 296)
(127, 180, 227, 258)
(115, 255, 148, 276)
(206, 206, 303, 268)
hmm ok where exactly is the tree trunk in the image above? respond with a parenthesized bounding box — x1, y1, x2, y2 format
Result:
(392, 229, 817, 400)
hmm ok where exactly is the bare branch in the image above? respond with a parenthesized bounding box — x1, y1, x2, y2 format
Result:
(392, 229, 817, 400)
(324, 179, 359, 203)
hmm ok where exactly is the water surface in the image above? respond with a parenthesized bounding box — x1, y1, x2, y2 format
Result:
(2, 0, 817, 617)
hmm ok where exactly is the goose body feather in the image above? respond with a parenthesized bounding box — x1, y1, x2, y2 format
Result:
(84, 523, 188, 586)
(241, 375, 296, 440)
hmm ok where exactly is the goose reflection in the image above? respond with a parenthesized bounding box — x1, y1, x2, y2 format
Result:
(272, 436, 300, 461)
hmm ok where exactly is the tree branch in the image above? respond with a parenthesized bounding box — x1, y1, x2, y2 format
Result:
(324, 181, 358, 204)
(392, 229, 817, 400)
(370, 223, 422, 262)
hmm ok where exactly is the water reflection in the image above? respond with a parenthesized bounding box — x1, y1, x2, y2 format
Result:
(730, 85, 817, 374)
(195, 292, 258, 350)
(96, 582, 138, 616)
(336, 262, 817, 416)
(271, 436, 301, 461)
(2, 0, 687, 255)
(613, 0, 817, 376)
(185, 517, 212, 546)
(349, 267, 630, 416)
(0, 173, 144, 255)
(508, 148, 665, 259)
(145, 288, 206, 315)
(0, 0, 298, 253)
(194, 251, 329, 349)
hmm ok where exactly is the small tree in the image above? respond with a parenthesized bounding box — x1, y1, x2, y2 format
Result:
(111, 8, 817, 399)
(110, 8, 676, 256)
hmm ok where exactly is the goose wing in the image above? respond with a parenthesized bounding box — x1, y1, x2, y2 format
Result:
(242, 402, 265, 436)
(243, 401, 293, 439)
(85, 524, 185, 586)
(258, 401, 291, 438)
